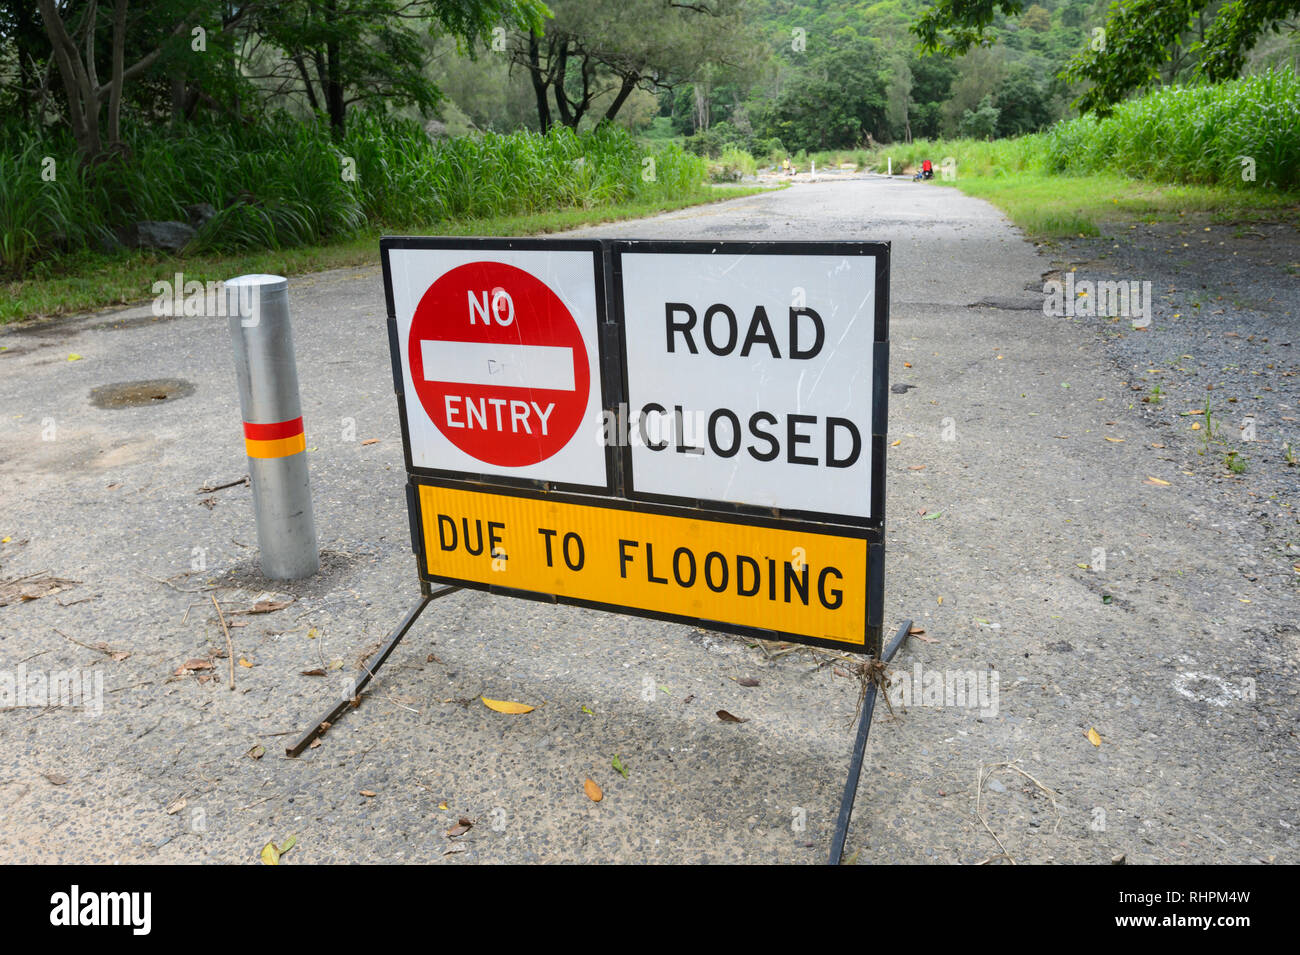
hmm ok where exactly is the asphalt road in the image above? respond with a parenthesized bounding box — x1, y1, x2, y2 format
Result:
(0, 177, 1294, 864)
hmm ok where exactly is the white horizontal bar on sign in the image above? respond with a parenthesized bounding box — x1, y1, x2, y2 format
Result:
(420, 340, 575, 391)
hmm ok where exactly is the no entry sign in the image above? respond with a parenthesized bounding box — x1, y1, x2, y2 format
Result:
(381, 237, 889, 654)
(408, 261, 590, 467)
(385, 240, 611, 491)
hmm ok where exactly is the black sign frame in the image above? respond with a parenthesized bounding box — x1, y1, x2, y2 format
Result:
(379, 236, 891, 658)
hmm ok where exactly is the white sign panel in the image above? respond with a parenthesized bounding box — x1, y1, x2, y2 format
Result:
(387, 246, 608, 489)
(619, 250, 877, 520)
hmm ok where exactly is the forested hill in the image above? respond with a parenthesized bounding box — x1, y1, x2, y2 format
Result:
(657, 0, 1297, 153)
(678, 0, 1105, 151)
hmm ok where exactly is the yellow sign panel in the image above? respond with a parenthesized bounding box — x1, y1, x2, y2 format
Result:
(417, 484, 868, 646)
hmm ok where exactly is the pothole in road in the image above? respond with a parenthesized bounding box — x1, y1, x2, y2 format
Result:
(90, 378, 196, 408)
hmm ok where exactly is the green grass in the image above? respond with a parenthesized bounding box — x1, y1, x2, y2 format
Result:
(1, 186, 771, 324)
(936, 169, 1298, 237)
(1, 113, 733, 322)
(1, 115, 709, 279)
(854, 68, 1300, 237)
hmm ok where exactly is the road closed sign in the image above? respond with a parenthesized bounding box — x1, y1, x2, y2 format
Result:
(614, 242, 886, 523)
(381, 237, 890, 654)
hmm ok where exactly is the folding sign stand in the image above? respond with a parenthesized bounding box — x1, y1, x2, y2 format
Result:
(827, 617, 911, 865)
(284, 236, 911, 864)
(286, 582, 459, 758)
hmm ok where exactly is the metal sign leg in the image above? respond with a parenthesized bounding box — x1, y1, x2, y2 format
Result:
(828, 617, 912, 865)
(286, 586, 460, 757)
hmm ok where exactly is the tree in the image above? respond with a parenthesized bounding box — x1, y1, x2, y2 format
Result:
(509, 0, 754, 131)
(994, 66, 1051, 135)
(37, 0, 213, 161)
(34, 0, 549, 160)
(0, 0, 51, 122)
(250, 0, 546, 137)
(959, 95, 999, 138)
(756, 33, 888, 150)
(912, 0, 1300, 113)
(1020, 4, 1051, 33)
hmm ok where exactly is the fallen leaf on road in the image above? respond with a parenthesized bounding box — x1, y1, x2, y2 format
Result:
(238, 657, 253, 668)
(175, 658, 212, 675)
(247, 745, 265, 760)
(716, 710, 748, 723)
(1105, 437, 1125, 443)
(300, 668, 326, 677)
(481, 696, 535, 714)
(44, 772, 69, 786)
(584, 778, 604, 802)
(444, 844, 467, 856)
(165, 797, 186, 814)
(446, 817, 473, 837)
(908, 465, 926, 471)
(361, 438, 379, 445)
(612, 754, 629, 778)
(736, 676, 760, 687)
(1144, 476, 1171, 486)
(922, 511, 942, 520)
(260, 835, 295, 865)
(1086, 727, 1102, 747)
(360, 790, 377, 798)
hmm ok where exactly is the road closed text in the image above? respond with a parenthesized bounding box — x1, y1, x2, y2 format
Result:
(618, 250, 879, 520)
(418, 484, 869, 645)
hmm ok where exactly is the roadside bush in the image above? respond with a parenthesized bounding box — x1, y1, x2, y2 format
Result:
(0, 115, 708, 277)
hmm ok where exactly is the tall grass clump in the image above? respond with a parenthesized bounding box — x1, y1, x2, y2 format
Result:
(858, 67, 1298, 191)
(0, 115, 707, 279)
(1043, 66, 1299, 188)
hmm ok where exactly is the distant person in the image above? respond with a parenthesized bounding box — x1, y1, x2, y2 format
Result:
(921, 159, 934, 180)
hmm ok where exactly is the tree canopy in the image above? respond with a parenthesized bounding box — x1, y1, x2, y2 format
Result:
(913, 0, 1300, 113)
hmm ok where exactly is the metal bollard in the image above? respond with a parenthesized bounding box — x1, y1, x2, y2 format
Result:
(225, 274, 319, 579)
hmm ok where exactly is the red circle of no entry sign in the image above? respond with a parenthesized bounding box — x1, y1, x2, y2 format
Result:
(409, 261, 590, 467)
